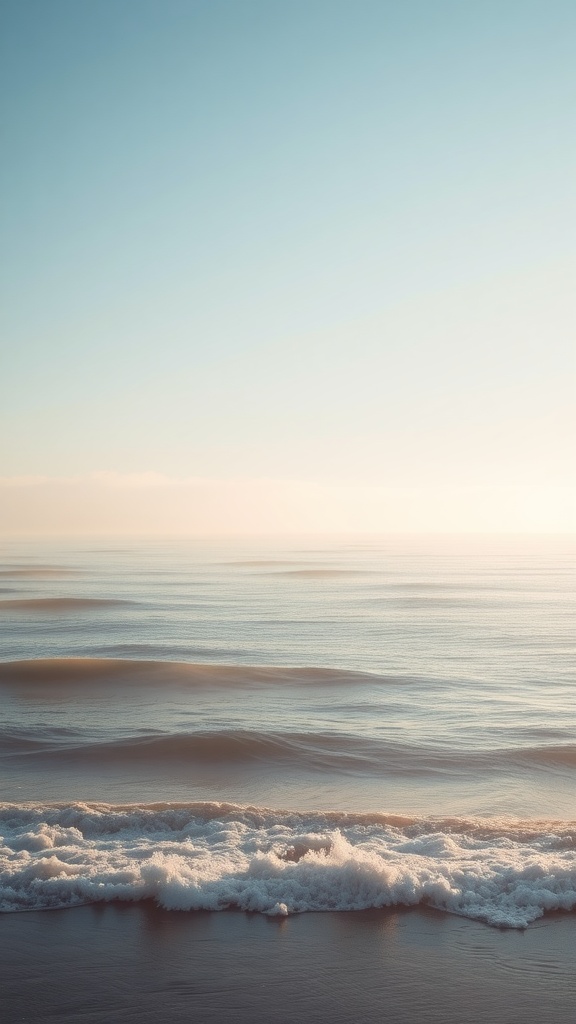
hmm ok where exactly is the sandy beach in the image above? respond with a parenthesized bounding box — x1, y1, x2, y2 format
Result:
(2, 905, 575, 1023)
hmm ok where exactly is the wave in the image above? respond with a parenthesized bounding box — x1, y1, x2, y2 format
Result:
(0, 729, 383, 769)
(3, 721, 576, 775)
(0, 598, 134, 613)
(267, 569, 377, 578)
(521, 745, 576, 768)
(220, 560, 308, 567)
(88, 643, 259, 660)
(0, 568, 82, 577)
(0, 659, 379, 690)
(1, 802, 575, 927)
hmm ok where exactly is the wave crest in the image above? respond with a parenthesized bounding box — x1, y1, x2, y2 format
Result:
(1, 802, 575, 927)
(0, 659, 377, 689)
(4, 722, 576, 776)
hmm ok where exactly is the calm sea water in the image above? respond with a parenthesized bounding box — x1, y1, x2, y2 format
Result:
(0, 534, 575, 926)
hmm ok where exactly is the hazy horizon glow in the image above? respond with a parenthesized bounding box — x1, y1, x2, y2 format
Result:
(1, 473, 574, 536)
(1, 1, 574, 534)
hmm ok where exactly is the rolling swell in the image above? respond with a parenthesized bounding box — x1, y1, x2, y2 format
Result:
(3, 724, 576, 776)
(0, 598, 134, 613)
(1, 801, 575, 927)
(1, 729, 382, 770)
(0, 568, 82, 578)
(0, 658, 382, 689)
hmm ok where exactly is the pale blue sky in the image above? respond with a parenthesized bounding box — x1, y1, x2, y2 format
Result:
(1, 0, 575, 530)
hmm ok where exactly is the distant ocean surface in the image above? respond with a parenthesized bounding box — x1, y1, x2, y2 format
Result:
(1, 534, 575, 928)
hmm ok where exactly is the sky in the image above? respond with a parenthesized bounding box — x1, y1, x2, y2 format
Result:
(1, 0, 574, 533)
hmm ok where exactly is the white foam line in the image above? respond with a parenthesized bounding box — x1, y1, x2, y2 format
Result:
(1, 803, 576, 927)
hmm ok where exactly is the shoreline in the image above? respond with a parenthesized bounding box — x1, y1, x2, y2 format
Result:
(2, 903, 575, 1023)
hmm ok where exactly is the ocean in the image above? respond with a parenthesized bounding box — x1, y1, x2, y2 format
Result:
(1, 534, 575, 930)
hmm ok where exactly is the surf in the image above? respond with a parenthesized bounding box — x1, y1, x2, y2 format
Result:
(1, 801, 576, 927)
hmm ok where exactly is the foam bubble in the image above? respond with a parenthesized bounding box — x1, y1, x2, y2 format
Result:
(1, 802, 575, 927)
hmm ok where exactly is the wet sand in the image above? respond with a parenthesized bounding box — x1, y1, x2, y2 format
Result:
(2, 905, 574, 1023)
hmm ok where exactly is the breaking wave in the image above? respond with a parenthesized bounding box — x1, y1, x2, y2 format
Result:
(1, 802, 575, 928)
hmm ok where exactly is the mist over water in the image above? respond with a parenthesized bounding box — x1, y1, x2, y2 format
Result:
(0, 535, 574, 924)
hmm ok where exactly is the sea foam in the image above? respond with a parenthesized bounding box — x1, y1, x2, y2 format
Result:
(1, 802, 575, 928)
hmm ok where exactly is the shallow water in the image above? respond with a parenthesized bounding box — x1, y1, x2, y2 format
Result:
(0, 534, 574, 925)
